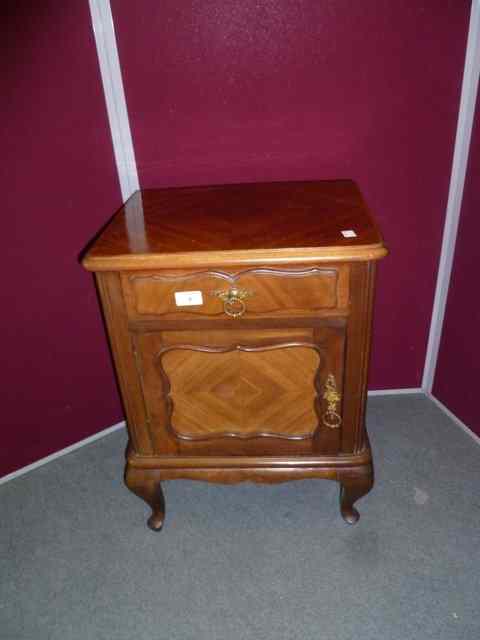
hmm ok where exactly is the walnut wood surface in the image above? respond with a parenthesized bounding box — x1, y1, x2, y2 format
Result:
(127, 449, 373, 469)
(95, 272, 153, 454)
(82, 180, 387, 271)
(342, 262, 376, 453)
(125, 466, 165, 531)
(133, 326, 344, 456)
(85, 179, 386, 530)
(160, 342, 321, 439)
(124, 456, 373, 525)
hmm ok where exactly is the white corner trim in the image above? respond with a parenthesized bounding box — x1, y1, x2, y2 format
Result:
(89, 0, 139, 200)
(427, 393, 480, 447)
(422, 0, 480, 392)
(367, 388, 423, 396)
(0, 421, 126, 486)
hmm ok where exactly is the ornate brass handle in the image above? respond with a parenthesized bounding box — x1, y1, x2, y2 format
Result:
(211, 287, 254, 318)
(323, 374, 342, 429)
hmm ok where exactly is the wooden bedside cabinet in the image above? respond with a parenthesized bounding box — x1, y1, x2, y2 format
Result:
(82, 180, 387, 530)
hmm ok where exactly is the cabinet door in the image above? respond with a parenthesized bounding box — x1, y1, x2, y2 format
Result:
(133, 326, 345, 456)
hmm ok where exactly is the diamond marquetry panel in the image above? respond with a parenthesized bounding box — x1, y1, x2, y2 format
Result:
(160, 345, 321, 439)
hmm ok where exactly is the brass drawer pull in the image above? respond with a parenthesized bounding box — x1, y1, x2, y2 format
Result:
(211, 287, 254, 318)
(323, 374, 342, 429)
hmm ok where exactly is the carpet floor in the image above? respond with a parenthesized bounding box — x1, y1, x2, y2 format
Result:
(1, 394, 479, 640)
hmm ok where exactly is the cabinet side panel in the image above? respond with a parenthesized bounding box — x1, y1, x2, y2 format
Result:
(342, 262, 376, 453)
(95, 272, 153, 454)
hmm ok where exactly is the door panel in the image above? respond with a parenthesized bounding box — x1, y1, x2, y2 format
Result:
(160, 343, 320, 440)
(133, 326, 345, 456)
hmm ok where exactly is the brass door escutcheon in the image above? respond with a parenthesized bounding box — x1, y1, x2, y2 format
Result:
(323, 373, 342, 428)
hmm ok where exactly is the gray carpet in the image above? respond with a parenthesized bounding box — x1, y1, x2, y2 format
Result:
(1, 394, 479, 640)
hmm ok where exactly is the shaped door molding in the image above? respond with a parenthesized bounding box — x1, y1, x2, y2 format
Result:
(155, 341, 326, 441)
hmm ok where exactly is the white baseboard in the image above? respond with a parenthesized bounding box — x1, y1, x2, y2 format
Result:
(1, 388, 478, 485)
(426, 392, 480, 447)
(0, 421, 126, 486)
(367, 388, 423, 396)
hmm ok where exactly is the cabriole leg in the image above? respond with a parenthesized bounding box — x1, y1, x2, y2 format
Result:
(339, 468, 373, 525)
(125, 466, 165, 531)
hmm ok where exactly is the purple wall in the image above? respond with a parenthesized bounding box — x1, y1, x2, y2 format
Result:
(433, 92, 480, 437)
(1, 1, 123, 476)
(111, 0, 470, 389)
(1, 2, 475, 478)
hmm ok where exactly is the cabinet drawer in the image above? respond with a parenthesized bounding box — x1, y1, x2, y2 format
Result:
(122, 266, 349, 318)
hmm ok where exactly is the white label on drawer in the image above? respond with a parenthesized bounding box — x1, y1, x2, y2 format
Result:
(341, 229, 357, 238)
(174, 290, 203, 306)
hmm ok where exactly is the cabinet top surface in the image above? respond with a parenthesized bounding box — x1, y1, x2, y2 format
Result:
(82, 180, 387, 270)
